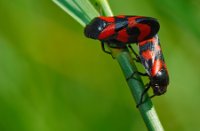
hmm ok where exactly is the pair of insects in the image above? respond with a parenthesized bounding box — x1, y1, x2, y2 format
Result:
(84, 15, 169, 107)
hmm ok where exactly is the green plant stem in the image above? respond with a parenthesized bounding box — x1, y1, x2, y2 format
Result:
(53, 0, 164, 130)
(96, 1, 164, 130)
(114, 48, 164, 130)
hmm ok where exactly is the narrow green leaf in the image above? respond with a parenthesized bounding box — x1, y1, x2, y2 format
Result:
(96, 0, 113, 16)
(53, 0, 99, 26)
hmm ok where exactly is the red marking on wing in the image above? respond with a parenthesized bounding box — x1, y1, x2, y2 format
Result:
(128, 16, 143, 26)
(116, 29, 129, 43)
(139, 38, 151, 46)
(155, 44, 161, 51)
(117, 15, 126, 18)
(141, 50, 153, 60)
(163, 63, 167, 69)
(99, 16, 115, 23)
(163, 63, 169, 74)
(98, 24, 116, 40)
(127, 17, 151, 42)
(151, 59, 163, 77)
(139, 36, 158, 46)
(136, 23, 151, 42)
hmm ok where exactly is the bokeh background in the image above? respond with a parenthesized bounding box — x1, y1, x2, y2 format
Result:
(0, 0, 200, 130)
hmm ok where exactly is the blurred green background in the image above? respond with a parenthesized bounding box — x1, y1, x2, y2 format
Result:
(0, 0, 200, 130)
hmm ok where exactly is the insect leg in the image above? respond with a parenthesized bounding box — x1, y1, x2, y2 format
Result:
(128, 45, 141, 63)
(136, 72, 148, 76)
(101, 42, 115, 59)
(136, 83, 151, 108)
(150, 94, 156, 99)
(126, 71, 148, 81)
(101, 42, 111, 54)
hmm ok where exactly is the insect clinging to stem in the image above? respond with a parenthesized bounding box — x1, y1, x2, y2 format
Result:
(84, 14, 169, 107)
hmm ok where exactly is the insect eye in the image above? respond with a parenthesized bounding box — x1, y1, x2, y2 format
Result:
(98, 26, 102, 31)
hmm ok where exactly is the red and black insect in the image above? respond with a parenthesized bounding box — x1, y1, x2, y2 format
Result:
(134, 35, 169, 107)
(84, 15, 160, 49)
(84, 15, 169, 107)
